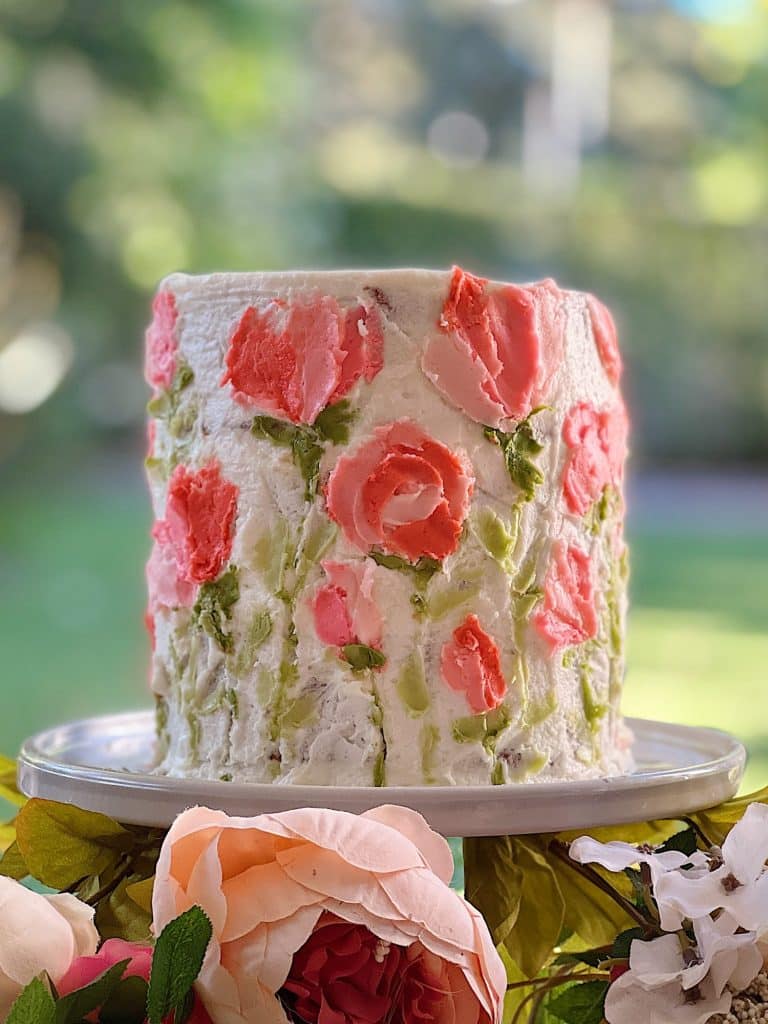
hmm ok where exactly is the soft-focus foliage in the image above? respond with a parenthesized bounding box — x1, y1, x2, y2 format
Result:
(0, 0, 767, 473)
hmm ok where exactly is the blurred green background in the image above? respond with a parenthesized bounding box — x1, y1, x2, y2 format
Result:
(0, 0, 766, 787)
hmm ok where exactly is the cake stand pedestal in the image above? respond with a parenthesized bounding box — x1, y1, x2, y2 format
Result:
(17, 711, 745, 835)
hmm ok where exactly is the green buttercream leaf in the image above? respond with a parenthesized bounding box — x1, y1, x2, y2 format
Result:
(251, 416, 324, 500)
(233, 609, 272, 676)
(473, 506, 516, 566)
(369, 550, 441, 593)
(313, 400, 357, 445)
(483, 408, 547, 502)
(452, 705, 511, 753)
(147, 361, 194, 421)
(194, 566, 240, 653)
(396, 653, 430, 717)
(342, 644, 387, 671)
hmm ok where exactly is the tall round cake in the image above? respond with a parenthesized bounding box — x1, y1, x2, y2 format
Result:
(144, 267, 630, 786)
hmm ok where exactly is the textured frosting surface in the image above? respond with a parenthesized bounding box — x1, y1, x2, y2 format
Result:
(144, 267, 631, 786)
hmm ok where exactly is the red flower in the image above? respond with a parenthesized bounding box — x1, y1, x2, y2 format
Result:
(325, 419, 474, 563)
(421, 266, 563, 428)
(562, 401, 628, 516)
(587, 293, 623, 386)
(159, 461, 238, 586)
(533, 541, 598, 652)
(57, 939, 212, 1024)
(440, 614, 507, 713)
(221, 294, 383, 425)
(281, 916, 405, 1024)
(311, 560, 382, 649)
(145, 290, 179, 391)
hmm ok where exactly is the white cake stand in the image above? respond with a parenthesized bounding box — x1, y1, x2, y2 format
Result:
(16, 711, 745, 836)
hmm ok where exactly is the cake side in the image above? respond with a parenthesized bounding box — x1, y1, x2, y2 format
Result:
(144, 266, 630, 786)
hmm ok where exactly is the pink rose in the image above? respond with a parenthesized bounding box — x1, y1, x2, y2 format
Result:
(587, 293, 623, 386)
(221, 294, 383, 425)
(152, 804, 506, 1024)
(562, 401, 628, 516)
(533, 540, 598, 652)
(440, 613, 507, 713)
(145, 289, 179, 391)
(311, 559, 382, 649)
(325, 419, 474, 563)
(0, 878, 98, 1019)
(158, 461, 239, 586)
(58, 938, 212, 1024)
(146, 524, 197, 612)
(422, 266, 563, 428)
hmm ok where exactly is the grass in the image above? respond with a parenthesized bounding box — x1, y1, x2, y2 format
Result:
(1, 481, 767, 792)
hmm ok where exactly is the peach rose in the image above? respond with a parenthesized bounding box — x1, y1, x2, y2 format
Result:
(325, 419, 474, 563)
(533, 540, 598, 652)
(311, 559, 382, 649)
(0, 877, 98, 1019)
(152, 804, 506, 1024)
(221, 295, 383, 426)
(145, 289, 179, 391)
(422, 266, 563, 428)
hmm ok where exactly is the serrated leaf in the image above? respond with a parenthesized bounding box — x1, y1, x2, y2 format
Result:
(0, 839, 28, 878)
(657, 826, 697, 856)
(53, 960, 129, 1024)
(313, 400, 356, 444)
(341, 644, 386, 671)
(99, 975, 149, 1024)
(14, 799, 130, 889)
(7, 976, 56, 1024)
(147, 906, 212, 1024)
(547, 980, 608, 1024)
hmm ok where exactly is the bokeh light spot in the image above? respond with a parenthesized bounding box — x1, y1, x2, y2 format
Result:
(427, 111, 489, 169)
(0, 323, 74, 415)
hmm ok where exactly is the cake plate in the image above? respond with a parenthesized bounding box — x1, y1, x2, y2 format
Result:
(17, 711, 745, 836)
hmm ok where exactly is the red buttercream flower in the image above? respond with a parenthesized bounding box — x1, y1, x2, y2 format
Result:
(221, 294, 383, 425)
(57, 939, 212, 1024)
(440, 613, 507, 713)
(587, 293, 623, 386)
(280, 916, 405, 1024)
(562, 401, 628, 516)
(421, 266, 563, 427)
(145, 289, 179, 391)
(533, 540, 598, 652)
(311, 560, 382, 649)
(325, 419, 474, 563)
(160, 461, 238, 586)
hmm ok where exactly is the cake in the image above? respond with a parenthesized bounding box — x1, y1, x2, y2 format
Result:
(144, 267, 630, 786)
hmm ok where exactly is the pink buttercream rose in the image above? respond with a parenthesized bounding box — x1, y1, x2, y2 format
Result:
(325, 419, 474, 563)
(0, 878, 98, 1019)
(221, 294, 383, 425)
(440, 613, 507, 713)
(145, 289, 179, 391)
(533, 540, 598, 652)
(587, 293, 623, 386)
(422, 266, 563, 428)
(152, 804, 506, 1024)
(562, 401, 628, 516)
(58, 939, 212, 1024)
(311, 559, 382, 649)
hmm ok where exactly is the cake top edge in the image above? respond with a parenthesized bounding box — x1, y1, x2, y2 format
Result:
(157, 266, 597, 300)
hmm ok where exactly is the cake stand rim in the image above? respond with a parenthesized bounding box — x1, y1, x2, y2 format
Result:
(15, 711, 747, 836)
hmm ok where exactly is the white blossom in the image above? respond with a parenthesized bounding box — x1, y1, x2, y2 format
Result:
(568, 835, 705, 889)
(605, 969, 731, 1024)
(654, 803, 768, 931)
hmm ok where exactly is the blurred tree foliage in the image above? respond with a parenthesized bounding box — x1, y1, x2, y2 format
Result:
(0, 0, 766, 470)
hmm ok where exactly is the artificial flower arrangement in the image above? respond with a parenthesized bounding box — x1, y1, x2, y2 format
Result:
(2, 751, 768, 1024)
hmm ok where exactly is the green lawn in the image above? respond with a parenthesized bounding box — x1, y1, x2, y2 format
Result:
(1, 482, 767, 791)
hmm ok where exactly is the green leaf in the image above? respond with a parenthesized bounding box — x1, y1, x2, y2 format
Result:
(369, 550, 441, 592)
(53, 959, 129, 1024)
(95, 874, 154, 943)
(147, 906, 212, 1024)
(313, 400, 357, 444)
(341, 644, 387, 671)
(503, 840, 565, 978)
(687, 786, 768, 846)
(547, 980, 609, 1024)
(99, 976, 150, 1024)
(657, 826, 697, 857)
(0, 839, 27, 878)
(552, 852, 635, 949)
(7, 977, 56, 1024)
(194, 566, 240, 653)
(463, 836, 524, 950)
(125, 875, 154, 913)
(483, 410, 547, 502)
(251, 416, 324, 500)
(14, 799, 131, 889)
(612, 926, 644, 960)
(0, 754, 25, 806)
(251, 414, 304, 447)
